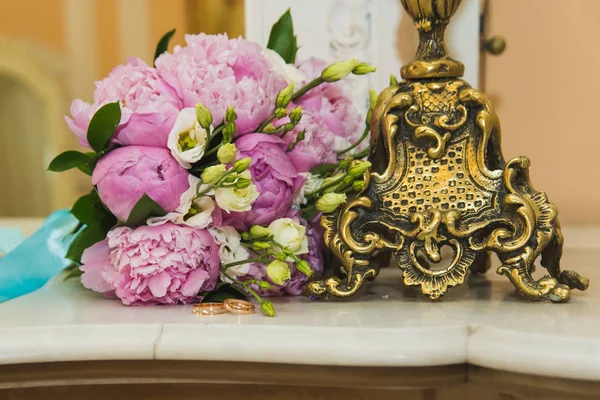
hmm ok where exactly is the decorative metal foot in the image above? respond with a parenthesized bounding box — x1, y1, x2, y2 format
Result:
(498, 257, 570, 303)
(304, 0, 589, 302)
(470, 252, 492, 275)
(305, 271, 377, 300)
(304, 210, 381, 300)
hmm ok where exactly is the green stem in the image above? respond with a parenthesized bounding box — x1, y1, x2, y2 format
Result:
(352, 146, 370, 159)
(301, 204, 316, 214)
(202, 124, 228, 157)
(337, 125, 369, 156)
(221, 270, 265, 305)
(280, 129, 290, 139)
(207, 124, 225, 144)
(203, 143, 221, 157)
(222, 257, 264, 269)
(266, 127, 287, 135)
(195, 186, 213, 198)
(195, 168, 237, 198)
(306, 173, 348, 199)
(191, 160, 218, 173)
(256, 114, 277, 133)
(256, 77, 324, 134)
(270, 239, 291, 254)
(290, 77, 324, 102)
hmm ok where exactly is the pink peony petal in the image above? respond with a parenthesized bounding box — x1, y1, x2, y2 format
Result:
(180, 269, 209, 297)
(148, 271, 171, 297)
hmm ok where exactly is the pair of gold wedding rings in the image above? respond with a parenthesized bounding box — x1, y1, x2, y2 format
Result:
(192, 299, 255, 316)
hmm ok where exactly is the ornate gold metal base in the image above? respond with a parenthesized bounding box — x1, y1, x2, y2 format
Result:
(305, 0, 589, 303)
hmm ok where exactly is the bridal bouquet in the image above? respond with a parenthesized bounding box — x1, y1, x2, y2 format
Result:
(48, 11, 375, 316)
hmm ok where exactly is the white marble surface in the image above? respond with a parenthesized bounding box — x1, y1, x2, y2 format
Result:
(0, 219, 598, 380)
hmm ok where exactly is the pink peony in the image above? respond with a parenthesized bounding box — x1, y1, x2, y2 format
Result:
(243, 209, 324, 296)
(92, 146, 190, 222)
(292, 57, 365, 163)
(80, 223, 220, 305)
(66, 57, 182, 148)
(155, 33, 286, 135)
(284, 107, 337, 173)
(224, 134, 304, 230)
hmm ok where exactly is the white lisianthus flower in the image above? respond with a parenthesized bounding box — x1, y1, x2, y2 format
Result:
(184, 196, 215, 227)
(268, 217, 308, 255)
(293, 172, 324, 207)
(214, 171, 260, 213)
(147, 175, 214, 228)
(209, 226, 251, 282)
(262, 48, 306, 87)
(303, 172, 324, 195)
(168, 108, 209, 168)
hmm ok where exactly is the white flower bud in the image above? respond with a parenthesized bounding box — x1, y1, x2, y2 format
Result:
(295, 260, 312, 277)
(289, 106, 303, 124)
(195, 104, 213, 129)
(316, 192, 347, 213)
(257, 281, 272, 290)
(352, 180, 365, 192)
(225, 106, 237, 123)
(217, 143, 237, 164)
(274, 108, 288, 119)
(266, 260, 291, 285)
(250, 225, 271, 239)
(261, 301, 276, 317)
(369, 89, 378, 110)
(233, 157, 252, 173)
(201, 164, 226, 185)
(276, 82, 295, 108)
(352, 62, 377, 75)
(347, 161, 372, 177)
(321, 59, 361, 82)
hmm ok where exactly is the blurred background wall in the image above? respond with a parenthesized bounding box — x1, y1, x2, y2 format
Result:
(0, 0, 243, 217)
(0, 0, 597, 225)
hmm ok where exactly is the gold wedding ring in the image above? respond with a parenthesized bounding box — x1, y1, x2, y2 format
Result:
(223, 299, 256, 315)
(193, 302, 227, 316)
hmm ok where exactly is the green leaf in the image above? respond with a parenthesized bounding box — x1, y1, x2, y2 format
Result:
(65, 224, 106, 263)
(302, 207, 319, 222)
(310, 163, 337, 176)
(87, 101, 121, 152)
(126, 193, 167, 226)
(63, 264, 83, 281)
(202, 283, 247, 303)
(70, 190, 116, 228)
(267, 9, 298, 64)
(154, 29, 176, 65)
(47, 151, 91, 172)
(77, 164, 93, 176)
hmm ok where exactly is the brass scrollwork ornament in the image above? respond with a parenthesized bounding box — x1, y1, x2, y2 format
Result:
(305, 0, 589, 302)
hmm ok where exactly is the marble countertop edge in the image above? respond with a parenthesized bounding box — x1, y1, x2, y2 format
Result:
(467, 325, 600, 381)
(0, 322, 469, 367)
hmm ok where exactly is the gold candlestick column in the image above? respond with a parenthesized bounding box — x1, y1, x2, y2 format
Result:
(305, 0, 589, 302)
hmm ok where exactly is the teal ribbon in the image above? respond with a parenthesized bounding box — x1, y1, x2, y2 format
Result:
(0, 209, 79, 302)
(0, 227, 24, 254)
